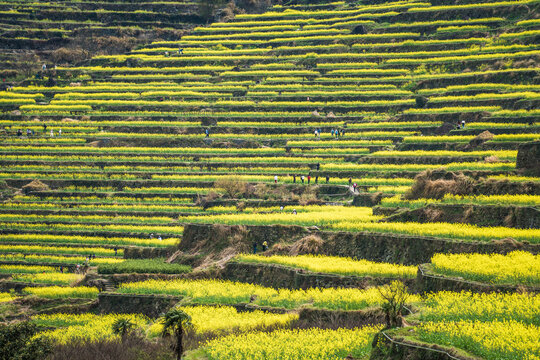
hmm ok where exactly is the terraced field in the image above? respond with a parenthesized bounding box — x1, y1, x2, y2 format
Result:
(0, 0, 539, 359)
(0, 0, 206, 78)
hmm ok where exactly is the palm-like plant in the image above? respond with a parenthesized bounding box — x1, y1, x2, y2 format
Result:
(112, 318, 135, 338)
(161, 308, 192, 360)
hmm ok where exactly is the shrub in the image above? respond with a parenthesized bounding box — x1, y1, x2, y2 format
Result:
(0, 322, 52, 360)
(214, 177, 248, 198)
(405, 170, 475, 200)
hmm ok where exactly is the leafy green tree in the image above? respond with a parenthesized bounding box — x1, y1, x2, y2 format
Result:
(0, 321, 52, 360)
(161, 308, 192, 360)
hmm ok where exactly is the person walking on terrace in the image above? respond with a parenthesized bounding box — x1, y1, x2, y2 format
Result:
(262, 241, 268, 251)
(252, 241, 257, 254)
(274, 175, 278, 184)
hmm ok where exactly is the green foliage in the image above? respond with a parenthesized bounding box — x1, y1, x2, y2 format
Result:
(161, 308, 192, 360)
(112, 318, 136, 338)
(98, 259, 191, 275)
(0, 322, 52, 360)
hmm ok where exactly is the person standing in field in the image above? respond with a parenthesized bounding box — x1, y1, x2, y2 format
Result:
(274, 175, 278, 184)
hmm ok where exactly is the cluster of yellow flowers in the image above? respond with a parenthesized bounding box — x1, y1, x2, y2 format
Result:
(202, 326, 383, 360)
(0, 292, 16, 303)
(414, 291, 539, 360)
(417, 320, 539, 360)
(118, 279, 420, 311)
(23, 286, 98, 299)
(333, 221, 540, 243)
(236, 254, 416, 278)
(431, 251, 540, 286)
(181, 206, 380, 227)
(34, 313, 148, 345)
(148, 305, 298, 338)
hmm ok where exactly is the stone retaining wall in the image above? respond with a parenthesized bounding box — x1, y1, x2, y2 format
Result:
(370, 331, 476, 360)
(382, 204, 539, 229)
(98, 293, 181, 317)
(221, 261, 415, 290)
(181, 224, 540, 266)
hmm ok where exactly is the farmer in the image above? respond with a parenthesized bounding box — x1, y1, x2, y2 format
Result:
(274, 175, 278, 184)
(262, 241, 268, 251)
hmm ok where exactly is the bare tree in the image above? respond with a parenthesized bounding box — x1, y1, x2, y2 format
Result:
(378, 281, 410, 328)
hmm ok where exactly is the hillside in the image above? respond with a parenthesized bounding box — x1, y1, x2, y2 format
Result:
(0, 0, 539, 359)
(0, 0, 207, 78)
